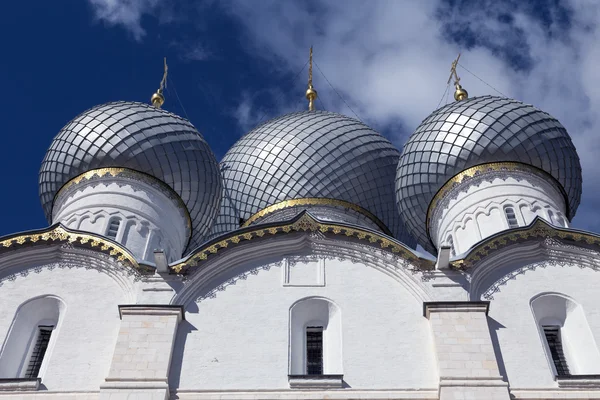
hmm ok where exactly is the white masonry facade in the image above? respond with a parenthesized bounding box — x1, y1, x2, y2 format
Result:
(0, 93, 598, 400)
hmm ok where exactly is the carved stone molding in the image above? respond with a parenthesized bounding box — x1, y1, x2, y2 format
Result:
(0, 224, 149, 273)
(173, 212, 431, 274)
(478, 238, 600, 300)
(451, 218, 600, 270)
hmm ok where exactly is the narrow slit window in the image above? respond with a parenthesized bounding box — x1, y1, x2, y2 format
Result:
(505, 207, 519, 228)
(548, 210, 555, 225)
(106, 219, 120, 240)
(447, 235, 455, 256)
(24, 326, 53, 379)
(543, 326, 570, 376)
(306, 326, 323, 375)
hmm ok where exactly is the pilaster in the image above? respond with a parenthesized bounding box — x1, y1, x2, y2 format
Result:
(99, 305, 184, 400)
(424, 301, 510, 400)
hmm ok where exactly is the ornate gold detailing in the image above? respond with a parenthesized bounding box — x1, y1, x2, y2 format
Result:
(54, 167, 192, 234)
(151, 57, 168, 108)
(0, 225, 147, 272)
(450, 218, 600, 270)
(426, 162, 564, 238)
(242, 197, 392, 235)
(171, 212, 430, 274)
(448, 53, 468, 101)
(306, 47, 318, 111)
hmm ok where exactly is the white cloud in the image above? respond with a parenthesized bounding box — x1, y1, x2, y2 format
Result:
(86, 0, 600, 232)
(222, 0, 600, 232)
(87, 0, 161, 40)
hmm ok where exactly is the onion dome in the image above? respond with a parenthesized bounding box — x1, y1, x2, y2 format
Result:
(395, 95, 582, 253)
(39, 101, 222, 250)
(209, 110, 416, 247)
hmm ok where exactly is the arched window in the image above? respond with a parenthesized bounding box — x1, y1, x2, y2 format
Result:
(289, 297, 342, 377)
(0, 296, 64, 379)
(531, 293, 600, 376)
(547, 210, 555, 225)
(447, 235, 455, 256)
(504, 206, 519, 228)
(105, 218, 121, 240)
(547, 210, 567, 227)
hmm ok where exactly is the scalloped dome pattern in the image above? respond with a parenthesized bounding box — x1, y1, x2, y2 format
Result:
(208, 110, 416, 248)
(395, 96, 582, 253)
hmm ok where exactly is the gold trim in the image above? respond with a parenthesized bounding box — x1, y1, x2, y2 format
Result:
(54, 167, 192, 234)
(0, 225, 148, 273)
(426, 162, 567, 238)
(171, 212, 430, 273)
(242, 197, 392, 235)
(450, 219, 600, 270)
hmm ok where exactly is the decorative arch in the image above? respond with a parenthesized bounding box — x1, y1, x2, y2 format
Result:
(172, 230, 434, 307)
(530, 292, 600, 376)
(0, 295, 66, 379)
(289, 296, 342, 375)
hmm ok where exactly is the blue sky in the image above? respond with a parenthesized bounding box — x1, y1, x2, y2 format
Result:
(1, 0, 599, 239)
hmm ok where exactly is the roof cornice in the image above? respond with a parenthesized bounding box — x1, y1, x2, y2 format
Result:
(172, 211, 432, 274)
(0, 224, 150, 273)
(452, 217, 600, 270)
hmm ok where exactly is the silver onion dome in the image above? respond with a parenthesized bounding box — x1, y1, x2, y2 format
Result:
(395, 95, 582, 253)
(209, 110, 416, 247)
(39, 101, 222, 250)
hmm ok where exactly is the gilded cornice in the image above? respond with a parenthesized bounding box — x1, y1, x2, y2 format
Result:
(54, 167, 192, 234)
(450, 218, 600, 270)
(172, 212, 431, 273)
(242, 197, 392, 235)
(0, 224, 151, 273)
(426, 162, 568, 240)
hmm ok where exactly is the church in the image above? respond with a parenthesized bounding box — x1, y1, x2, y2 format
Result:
(0, 52, 598, 400)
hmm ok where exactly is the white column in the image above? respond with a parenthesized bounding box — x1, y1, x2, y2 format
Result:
(424, 302, 510, 400)
(99, 305, 184, 400)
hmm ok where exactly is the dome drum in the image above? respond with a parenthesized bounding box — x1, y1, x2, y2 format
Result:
(428, 162, 569, 254)
(53, 168, 191, 262)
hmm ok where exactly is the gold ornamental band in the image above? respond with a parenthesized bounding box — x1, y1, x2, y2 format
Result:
(242, 197, 392, 236)
(53, 167, 192, 234)
(425, 161, 568, 237)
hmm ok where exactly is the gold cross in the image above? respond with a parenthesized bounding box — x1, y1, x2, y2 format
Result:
(159, 57, 168, 91)
(308, 47, 313, 88)
(447, 53, 461, 86)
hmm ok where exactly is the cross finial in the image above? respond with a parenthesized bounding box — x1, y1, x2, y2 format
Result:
(305, 46, 318, 111)
(447, 53, 461, 86)
(447, 53, 468, 101)
(151, 57, 169, 108)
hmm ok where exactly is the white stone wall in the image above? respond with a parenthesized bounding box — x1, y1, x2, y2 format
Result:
(171, 253, 438, 391)
(430, 171, 568, 254)
(0, 258, 133, 392)
(52, 175, 189, 262)
(472, 253, 600, 390)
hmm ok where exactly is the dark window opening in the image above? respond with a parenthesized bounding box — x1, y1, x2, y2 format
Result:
(106, 219, 120, 240)
(447, 235, 455, 256)
(505, 207, 519, 228)
(239, 218, 245, 227)
(306, 326, 323, 375)
(543, 326, 570, 376)
(25, 326, 53, 379)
